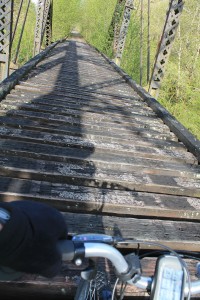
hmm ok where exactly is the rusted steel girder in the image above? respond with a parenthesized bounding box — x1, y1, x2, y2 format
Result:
(114, 0, 134, 66)
(33, 0, 53, 56)
(45, 0, 53, 47)
(0, 0, 13, 81)
(149, 0, 184, 99)
(112, 0, 126, 55)
(104, 0, 125, 57)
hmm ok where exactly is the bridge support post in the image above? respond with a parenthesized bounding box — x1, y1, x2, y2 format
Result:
(113, 0, 126, 55)
(45, 0, 53, 47)
(114, 0, 134, 66)
(33, 0, 53, 56)
(149, 0, 184, 99)
(0, 0, 13, 81)
(106, 0, 125, 57)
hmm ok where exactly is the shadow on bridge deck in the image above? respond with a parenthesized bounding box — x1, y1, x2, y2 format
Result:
(0, 38, 200, 298)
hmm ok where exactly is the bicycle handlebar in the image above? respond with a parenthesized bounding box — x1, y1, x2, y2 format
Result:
(84, 242, 129, 274)
(57, 239, 129, 274)
(57, 239, 75, 261)
(57, 239, 200, 297)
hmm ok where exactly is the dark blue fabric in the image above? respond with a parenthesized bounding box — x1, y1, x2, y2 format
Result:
(0, 201, 67, 277)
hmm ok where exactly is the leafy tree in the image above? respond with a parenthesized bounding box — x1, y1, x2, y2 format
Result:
(11, 0, 200, 139)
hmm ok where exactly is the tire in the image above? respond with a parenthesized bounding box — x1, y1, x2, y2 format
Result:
(74, 270, 112, 300)
(74, 279, 93, 300)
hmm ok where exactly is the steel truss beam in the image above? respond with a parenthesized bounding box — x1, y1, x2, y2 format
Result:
(33, 0, 52, 56)
(111, 0, 126, 55)
(115, 0, 134, 66)
(0, 0, 13, 80)
(149, 0, 184, 99)
(45, 0, 52, 47)
(104, 0, 125, 57)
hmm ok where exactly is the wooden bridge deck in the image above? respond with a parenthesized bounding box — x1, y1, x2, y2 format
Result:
(0, 39, 200, 298)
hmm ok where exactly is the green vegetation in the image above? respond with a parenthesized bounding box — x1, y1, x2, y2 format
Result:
(12, 0, 200, 139)
(12, 0, 79, 64)
(78, 0, 200, 140)
(78, 0, 117, 57)
(12, 0, 36, 65)
(158, 0, 200, 139)
(52, 0, 79, 40)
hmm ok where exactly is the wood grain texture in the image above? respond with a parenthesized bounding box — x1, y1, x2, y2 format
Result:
(0, 39, 199, 298)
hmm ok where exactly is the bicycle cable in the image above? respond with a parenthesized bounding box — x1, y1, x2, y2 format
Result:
(112, 278, 119, 300)
(116, 239, 191, 300)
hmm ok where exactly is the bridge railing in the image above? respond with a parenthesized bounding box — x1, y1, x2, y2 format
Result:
(0, 0, 52, 81)
(111, 0, 184, 99)
(0, 0, 193, 101)
(0, 1, 13, 81)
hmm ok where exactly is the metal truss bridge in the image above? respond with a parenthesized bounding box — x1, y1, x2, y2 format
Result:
(0, 1, 200, 298)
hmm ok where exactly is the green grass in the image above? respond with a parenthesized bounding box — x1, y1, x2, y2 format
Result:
(157, 0, 200, 139)
(52, 0, 79, 40)
(77, 0, 200, 140)
(12, 0, 200, 140)
(11, 0, 79, 65)
(11, 0, 36, 65)
(78, 0, 117, 55)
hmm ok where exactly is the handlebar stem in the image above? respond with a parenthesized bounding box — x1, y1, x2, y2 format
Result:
(128, 276, 200, 296)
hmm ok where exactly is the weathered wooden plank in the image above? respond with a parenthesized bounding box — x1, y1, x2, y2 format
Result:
(0, 97, 171, 129)
(6, 92, 157, 121)
(18, 80, 141, 102)
(14, 79, 137, 96)
(0, 115, 189, 153)
(0, 103, 171, 134)
(0, 126, 196, 164)
(10, 86, 140, 108)
(3, 94, 146, 115)
(0, 138, 198, 182)
(0, 136, 199, 172)
(101, 51, 200, 163)
(0, 257, 198, 299)
(8, 89, 144, 111)
(0, 272, 76, 299)
(4, 96, 149, 123)
(62, 212, 200, 251)
(0, 113, 179, 146)
(1, 176, 200, 220)
(0, 153, 199, 198)
(0, 109, 179, 142)
(0, 37, 200, 300)
(0, 106, 161, 130)
(5, 94, 167, 132)
(1, 101, 164, 128)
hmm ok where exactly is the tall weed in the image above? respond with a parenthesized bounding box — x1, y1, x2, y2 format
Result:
(11, 0, 200, 139)
(11, 0, 35, 65)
